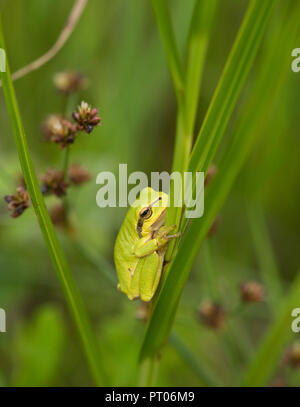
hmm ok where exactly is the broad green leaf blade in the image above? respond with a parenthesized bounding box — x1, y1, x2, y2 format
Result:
(149, 1, 187, 247)
(140, 120, 260, 359)
(184, 0, 218, 138)
(188, 0, 277, 177)
(164, 0, 218, 261)
(140, 0, 278, 361)
(241, 3, 300, 384)
(150, 0, 184, 104)
(169, 0, 218, 175)
(0, 19, 106, 386)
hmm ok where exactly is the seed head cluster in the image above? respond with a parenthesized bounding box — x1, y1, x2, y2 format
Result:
(3, 71, 98, 221)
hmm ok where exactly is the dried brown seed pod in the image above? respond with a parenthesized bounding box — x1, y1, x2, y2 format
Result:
(17, 173, 26, 189)
(270, 377, 288, 387)
(49, 203, 68, 227)
(42, 115, 77, 149)
(136, 301, 150, 322)
(53, 70, 87, 94)
(197, 300, 226, 330)
(4, 186, 30, 218)
(72, 101, 101, 134)
(207, 216, 220, 237)
(284, 342, 300, 368)
(204, 164, 217, 187)
(68, 164, 91, 185)
(240, 281, 264, 303)
(40, 169, 69, 197)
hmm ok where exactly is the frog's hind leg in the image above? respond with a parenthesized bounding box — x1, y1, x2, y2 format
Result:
(125, 259, 141, 300)
(139, 252, 164, 302)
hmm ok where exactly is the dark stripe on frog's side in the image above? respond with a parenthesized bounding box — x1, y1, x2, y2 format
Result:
(136, 217, 144, 238)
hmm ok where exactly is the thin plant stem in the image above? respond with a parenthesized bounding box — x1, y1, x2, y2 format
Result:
(202, 239, 219, 301)
(61, 93, 78, 210)
(0, 0, 88, 86)
(0, 18, 107, 386)
(62, 147, 70, 180)
(243, 269, 300, 386)
(140, 0, 278, 362)
(202, 240, 253, 367)
(139, 356, 159, 387)
(62, 92, 78, 181)
(247, 203, 282, 313)
(150, 0, 184, 107)
(170, 331, 221, 386)
(165, 0, 218, 262)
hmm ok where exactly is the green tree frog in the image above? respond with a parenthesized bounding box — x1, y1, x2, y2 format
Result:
(114, 187, 179, 302)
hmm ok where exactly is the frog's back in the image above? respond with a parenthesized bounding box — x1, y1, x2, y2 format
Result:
(114, 207, 140, 295)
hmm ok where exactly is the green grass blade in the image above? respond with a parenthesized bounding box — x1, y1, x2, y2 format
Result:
(164, 0, 218, 261)
(0, 19, 106, 386)
(150, 0, 184, 105)
(239, 8, 300, 383)
(188, 0, 277, 177)
(170, 332, 222, 386)
(243, 270, 300, 386)
(140, 120, 261, 360)
(169, 0, 218, 174)
(247, 204, 282, 312)
(230, 5, 300, 385)
(184, 0, 218, 138)
(149, 2, 185, 242)
(150, 1, 187, 232)
(139, 0, 279, 360)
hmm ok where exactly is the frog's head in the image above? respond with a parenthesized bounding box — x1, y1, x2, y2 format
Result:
(135, 187, 168, 238)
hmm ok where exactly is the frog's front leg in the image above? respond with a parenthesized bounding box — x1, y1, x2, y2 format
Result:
(133, 225, 179, 258)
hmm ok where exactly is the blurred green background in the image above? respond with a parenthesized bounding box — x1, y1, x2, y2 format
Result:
(0, 0, 300, 386)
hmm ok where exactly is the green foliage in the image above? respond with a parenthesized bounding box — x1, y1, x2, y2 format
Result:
(0, 0, 299, 387)
(140, 0, 278, 362)
(13, 305, 65, 386)
(0, 18, 106, 386)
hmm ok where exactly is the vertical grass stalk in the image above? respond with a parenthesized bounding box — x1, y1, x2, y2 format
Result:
(140, 0, 278, 361)
(0, 18, 106, 386)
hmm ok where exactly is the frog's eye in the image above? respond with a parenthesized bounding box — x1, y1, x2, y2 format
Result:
(139, 207, 152, 219)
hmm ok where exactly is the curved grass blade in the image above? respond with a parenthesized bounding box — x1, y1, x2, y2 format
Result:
(140, 0, 278, 360)
(240, 3, 300, 384)
(140, 118, 263, 359)
(170, 332, 222, 386)
(0, 19, 106, 386)
(184, 0, 218, 139)
(150, 0, 184, 105)
(188, 0, 277, 177)
(169, 0, 219, 175)
(243, 270, 300, 386)
(157, 0, 218, 262)
(247, 204, 282, 313)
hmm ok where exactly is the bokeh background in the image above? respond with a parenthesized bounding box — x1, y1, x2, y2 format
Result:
(0, 0, 299, 386)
